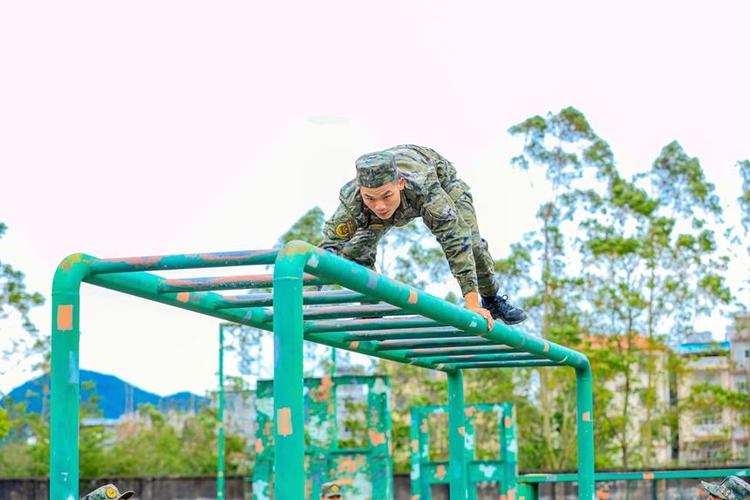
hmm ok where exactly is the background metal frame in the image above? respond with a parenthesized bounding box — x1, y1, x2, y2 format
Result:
(50, 241, 595, 499)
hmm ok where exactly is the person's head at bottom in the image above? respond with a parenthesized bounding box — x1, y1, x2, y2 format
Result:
(82, 483, 134, 500)
(701, 475, 750, 499)
(320, 480, 343, 499)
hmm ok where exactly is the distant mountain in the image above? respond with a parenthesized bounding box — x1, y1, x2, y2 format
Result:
(2, 370, 206, 420)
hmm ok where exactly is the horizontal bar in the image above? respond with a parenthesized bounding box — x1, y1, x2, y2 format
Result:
(520, 467, 750, 483)
(89, 249, 278, 274)
(340, 328, 472, 341)
(302, 331, 441, 371)
(444, 359, 564, 369)
(376, 336, 492, 351)
(82, 268, 274, 332)
(296, 243, 589, 367)
(214, 290, 372, 309)
(419, 352, 541, 364)
(304, 316, 440, 333)
(158, 273, 325, 293)
(407, 345, 519, 358)
(302, 304, 405, 320)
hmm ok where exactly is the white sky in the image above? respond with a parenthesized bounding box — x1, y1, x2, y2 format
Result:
(1, 1, 748, 396)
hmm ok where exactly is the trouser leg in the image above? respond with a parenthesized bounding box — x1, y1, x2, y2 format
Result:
(452, 190, 499, 297)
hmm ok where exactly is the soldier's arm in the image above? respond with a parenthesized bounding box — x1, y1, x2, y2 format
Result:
(421, 191, 478, 294)
(320, 203, 356, 254)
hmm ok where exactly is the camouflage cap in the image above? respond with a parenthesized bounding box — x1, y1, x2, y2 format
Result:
(320, 480, 343, 498)
(701, 475, 750, 499)
(355, 151, 399, 188)
(82, 483, 134, 500)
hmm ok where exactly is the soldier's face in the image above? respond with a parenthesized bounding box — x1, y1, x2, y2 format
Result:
(360, 178, 405, 220)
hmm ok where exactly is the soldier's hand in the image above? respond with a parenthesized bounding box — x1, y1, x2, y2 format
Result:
(466, 305, 494, 330)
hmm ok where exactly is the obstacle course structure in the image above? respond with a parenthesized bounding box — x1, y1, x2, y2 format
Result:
(411, 403, 517, 499)
(253, 375, 392, 499)
(50, 241, 594, 499)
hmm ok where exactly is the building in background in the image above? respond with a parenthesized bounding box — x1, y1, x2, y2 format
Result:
(676, 318, 750, 464)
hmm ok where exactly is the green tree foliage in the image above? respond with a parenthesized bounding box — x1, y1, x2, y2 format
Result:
(0, 407, 8, 440)
(0, 397, 249, 478)
(1, 222, 46, 390)
(508, 107, 603, 470)
(278, 206, 326, 246)
(0, 222, 45, 335)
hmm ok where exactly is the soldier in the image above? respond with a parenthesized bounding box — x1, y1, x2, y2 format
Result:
(321, 144, 527, 330)
(701, 475, 750, 499)
(320, 480, 343, 499)
(82, 483, 134, 500)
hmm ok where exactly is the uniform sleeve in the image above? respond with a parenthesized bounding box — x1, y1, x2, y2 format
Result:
(320, 202, 357, 253)
(421, 188, 478, 296)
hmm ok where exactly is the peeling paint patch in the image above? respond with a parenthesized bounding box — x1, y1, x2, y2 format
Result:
(315, 375, 334, 402)
(435, 464, 447, 480)
(69, 352, 79, 384)
(478, 463, 496, 479)
(369, 429, 386, 446)
(508, 487, 517, 500)
(349, 340, 360, 350)
(59, 253, 87, 271)
(544, 341, 550, 352)
(408, 289, 418, 304)
(57, 305, 73, 331)
(367, 272, 378, 289)
(505, 416, 512, 428)
(277, 407, 292, 436)
(469, 319, 477, 328)
(307, 254, 319, 268)
(256, 397, 273, 416)
(458, 426, 465, 436)
(411, 439, 418, 453)
(643, 472, 654, 479)
(176, 292, 190, 303)
(371, 377, 388, 394)
(582, 411, 591, 422)
(464, 407, 476, 416)
(255, 438, 264, 453)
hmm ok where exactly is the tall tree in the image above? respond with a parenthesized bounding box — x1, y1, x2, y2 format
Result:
(507, 107, 604, 469)
(737, 159, 750, 308)
(1, 222, 47, 415)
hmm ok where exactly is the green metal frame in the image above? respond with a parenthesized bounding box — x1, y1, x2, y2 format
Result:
(50, 241, 595, 500)
(253, 375, 393, 499)
(410, 403, 517, 499)
(518, 468, 750, 499)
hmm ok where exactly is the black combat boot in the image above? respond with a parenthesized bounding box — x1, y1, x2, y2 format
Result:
(481, 294, 527, 325)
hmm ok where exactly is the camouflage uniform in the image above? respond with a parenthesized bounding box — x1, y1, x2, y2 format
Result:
(320, 144, 499, 297)
(82, 483, 134, 500)
(320, 480, 344, 498)
(701, 475, 750, 499)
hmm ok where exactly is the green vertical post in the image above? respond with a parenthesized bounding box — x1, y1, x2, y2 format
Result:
(500, 402, 518, 498)
(217, 323, 227, 500)
(272, 246, 307, 499)
(447, 369, 468, 500)
(464, 408, 476, 500)
(409, 408, 423, 499)
(50, 255, 89, 500)
(368, 376, 394, 499)
(575, 363, 595, 500)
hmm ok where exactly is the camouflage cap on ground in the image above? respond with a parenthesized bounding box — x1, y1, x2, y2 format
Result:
(355, 151, 399, 188)
(701, 475, 750, 499)
(82, 483, 134, 500)
(320, 480, 343, 497)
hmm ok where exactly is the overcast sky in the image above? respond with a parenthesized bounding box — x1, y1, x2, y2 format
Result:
(1, 1, 748, 396)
